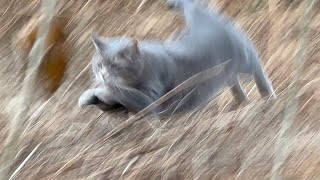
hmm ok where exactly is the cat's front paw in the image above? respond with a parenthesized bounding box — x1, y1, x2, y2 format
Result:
(78, 89, 100, 107)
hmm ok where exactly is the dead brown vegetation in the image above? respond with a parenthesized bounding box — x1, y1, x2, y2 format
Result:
(0, 0, 319, 179)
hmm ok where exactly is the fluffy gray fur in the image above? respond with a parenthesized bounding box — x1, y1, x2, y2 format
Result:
(78, 0, 276, 114)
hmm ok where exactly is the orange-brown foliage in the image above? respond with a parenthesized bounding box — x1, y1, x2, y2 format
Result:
(15, 14, 68, 94)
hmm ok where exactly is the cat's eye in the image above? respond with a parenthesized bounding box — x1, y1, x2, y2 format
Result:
(118, 51, 126, 58)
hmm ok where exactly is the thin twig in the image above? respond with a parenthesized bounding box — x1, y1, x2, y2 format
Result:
(8, 142, 42, 180)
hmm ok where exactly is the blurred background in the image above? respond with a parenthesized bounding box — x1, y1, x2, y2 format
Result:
(0, 0, 319, 179)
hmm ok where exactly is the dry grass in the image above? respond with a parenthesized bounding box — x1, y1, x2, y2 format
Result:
(0, 0, 319, 179)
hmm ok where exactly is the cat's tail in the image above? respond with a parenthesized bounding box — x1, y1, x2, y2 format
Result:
(167, 0, 194, 10)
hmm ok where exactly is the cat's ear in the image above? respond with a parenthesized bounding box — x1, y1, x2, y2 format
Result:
(92, 33, 107, 55)
(122, 38, 140, 57)
(118, 38, 140, 62)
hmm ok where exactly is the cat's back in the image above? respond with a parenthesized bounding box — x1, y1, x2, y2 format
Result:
(139, 41, 171, 56)
(139, 40, 176, 66)
(138, 40, 177, 87)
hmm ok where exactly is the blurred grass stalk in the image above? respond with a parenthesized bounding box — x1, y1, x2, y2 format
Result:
(0, 0, 57, 179)
(271, 0, 317, 179)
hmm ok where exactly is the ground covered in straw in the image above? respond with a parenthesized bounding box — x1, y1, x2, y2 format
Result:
(0, 0, 319, 179)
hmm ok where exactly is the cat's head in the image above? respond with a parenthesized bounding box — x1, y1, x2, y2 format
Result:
(91, 33, 144, 85)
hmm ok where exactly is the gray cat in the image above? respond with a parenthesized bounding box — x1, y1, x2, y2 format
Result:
(78, 0, 276, 114)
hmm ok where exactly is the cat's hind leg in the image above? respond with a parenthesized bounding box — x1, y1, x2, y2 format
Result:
(228, 75, 247, 104)
(253, 67, 277, 100)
